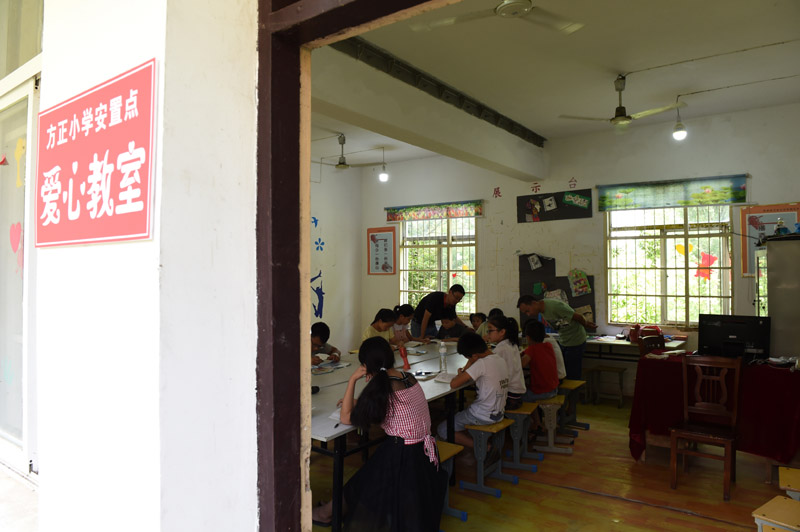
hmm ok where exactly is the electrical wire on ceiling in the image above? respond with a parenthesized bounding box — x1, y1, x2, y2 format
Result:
(624, 38, 799, 77)
(675, 73, 800, 100)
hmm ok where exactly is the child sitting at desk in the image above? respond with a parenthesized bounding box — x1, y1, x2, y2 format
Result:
(311, 321, 341, 366)
(521, 320, 559, 402)
(435, 307, 468, 341)
(470, 312, 488, 337)
(391, 304, 421, 344)
(486, 315, 526, 411)
(361, 308, 398, 344)
(437, 332, 508, 449)
(311, 337, 447, 529)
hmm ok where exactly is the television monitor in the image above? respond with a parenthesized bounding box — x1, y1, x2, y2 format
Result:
(697, 314, 771, 358)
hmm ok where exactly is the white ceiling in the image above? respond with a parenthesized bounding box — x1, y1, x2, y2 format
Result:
(311, 0, 800, 165)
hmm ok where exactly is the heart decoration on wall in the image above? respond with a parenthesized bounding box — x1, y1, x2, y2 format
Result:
(9, 223, 21, 253)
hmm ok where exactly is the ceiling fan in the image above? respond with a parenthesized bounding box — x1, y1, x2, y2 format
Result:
(319, 134, 385, 169)
(411, 0, 584, 34)
(560, 75, 687, 127)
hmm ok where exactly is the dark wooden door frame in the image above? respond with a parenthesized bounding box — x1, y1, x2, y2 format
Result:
(256, 1, 451, 529)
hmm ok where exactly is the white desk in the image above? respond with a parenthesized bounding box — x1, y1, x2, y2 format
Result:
(311, 351, 467, 531)
(311, 342, 455, 389)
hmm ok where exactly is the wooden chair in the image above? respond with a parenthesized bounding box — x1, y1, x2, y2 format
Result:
(670, 355, 742, 501)
(638, 334, 666, 356)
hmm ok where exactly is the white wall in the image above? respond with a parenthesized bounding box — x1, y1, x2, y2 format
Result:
(37, 1, 165, 530)
(37, 1, 258, 531)
(158, 0, 258, 530)
(309, 163, 363, 352)
(358, 102, 800, 338)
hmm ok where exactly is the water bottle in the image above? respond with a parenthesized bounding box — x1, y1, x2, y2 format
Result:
(439, 341, 447, 373)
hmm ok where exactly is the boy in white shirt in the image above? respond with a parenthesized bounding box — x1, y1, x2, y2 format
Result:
(437, 332, 509, 449)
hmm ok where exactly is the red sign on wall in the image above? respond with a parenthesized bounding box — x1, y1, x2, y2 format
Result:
(35, 59, 156, 247)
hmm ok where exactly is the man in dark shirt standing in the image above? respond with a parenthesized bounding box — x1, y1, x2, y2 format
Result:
(411, 284, 467, 339)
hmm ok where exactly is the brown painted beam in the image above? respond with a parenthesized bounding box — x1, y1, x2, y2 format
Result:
(257, 1, 448, 530)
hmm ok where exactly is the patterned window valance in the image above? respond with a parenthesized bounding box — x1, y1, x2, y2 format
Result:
(597, 174, 748, 211)
(385, 200, 483, 222)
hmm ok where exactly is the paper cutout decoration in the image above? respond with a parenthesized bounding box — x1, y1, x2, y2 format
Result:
(9, 223, 21, 253)
(568, 268, 591, 297)
(675, 243, 694, 256)
(533, 282, 544, 296)
(15, 138, 25, 188)
(544, 288, 569, 304)
(0, 155, 7, 165)
(311, 270, 324, 318)
(311, 216, 319, 228)
(528, 254, 542, 270)
(543, 196, 557, 211)
(694, 252, 718, 280)
(314, 238, 325, 251)
(574, 304, 594, 324)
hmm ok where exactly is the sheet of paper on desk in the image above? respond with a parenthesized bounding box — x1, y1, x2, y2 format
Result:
(434, 372, 458, 383)
(404, 341, 422, 348)
(318, 361, 351, 369)
(311, 367, 335, 375)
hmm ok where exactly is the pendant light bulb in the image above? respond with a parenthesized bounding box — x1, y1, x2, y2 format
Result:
(672, 101, 687, 141)
(378, 148, 389, 182)
(672, 121, 687, 141)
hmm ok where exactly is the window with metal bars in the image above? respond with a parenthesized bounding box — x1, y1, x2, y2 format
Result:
(606, 205, 732, 327)
(399, 217, 476, 314)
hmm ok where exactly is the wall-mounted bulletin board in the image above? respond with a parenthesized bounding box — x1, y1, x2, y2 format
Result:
(516, 188, 593, 223)
(739, 203, 800, 276)
(367, 226, 395, 275)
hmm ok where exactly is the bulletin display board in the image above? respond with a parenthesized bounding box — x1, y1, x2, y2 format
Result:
(516, 188, 593, 223)
(739, 203, 800, 276)
(367, 227, 396, 275)
(518, 253, 595, 330)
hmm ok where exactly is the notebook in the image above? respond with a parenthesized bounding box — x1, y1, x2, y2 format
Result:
(434, 372, 458, 384)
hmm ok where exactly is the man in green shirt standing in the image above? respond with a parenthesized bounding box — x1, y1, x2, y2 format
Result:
(517, 295, 597, 380)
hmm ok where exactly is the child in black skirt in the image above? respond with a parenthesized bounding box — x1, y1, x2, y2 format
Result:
(312, 337, 447, 530)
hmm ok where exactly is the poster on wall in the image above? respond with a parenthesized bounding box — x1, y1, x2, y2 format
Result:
(739, 203, 800, 276)
(516, 188, 592, 223)
(35, 59, 157, 247)
(367, 227, 395, 275)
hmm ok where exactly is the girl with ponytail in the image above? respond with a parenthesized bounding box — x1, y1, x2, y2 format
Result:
(486, 315, 527, 411)
(312, 337, 447, 530)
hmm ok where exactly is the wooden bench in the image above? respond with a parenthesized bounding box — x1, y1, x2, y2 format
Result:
(558, 379, 590, 436)
(461, 418, 518, 497)
(752, 495, 800, 532)
(503, 402, 543, 472)
(781, 467, 800, 501)
(585, 365, 626, 408)
(436, 441, 468, 522)
(532, 394, 573, 455)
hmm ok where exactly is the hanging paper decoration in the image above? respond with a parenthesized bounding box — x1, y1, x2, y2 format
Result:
(568, 268, 592, 297)
(694, 252, 718, 280)
(675, 243, 694, 256)
(385, 200, 483, 222)
(598, 174, 747, 211)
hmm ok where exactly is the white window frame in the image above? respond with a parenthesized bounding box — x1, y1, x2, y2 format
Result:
(605, 206, 733, 328)
(398, 217, 477, 315)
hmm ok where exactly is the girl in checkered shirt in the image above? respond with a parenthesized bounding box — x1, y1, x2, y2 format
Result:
(312, 337, 447, 530)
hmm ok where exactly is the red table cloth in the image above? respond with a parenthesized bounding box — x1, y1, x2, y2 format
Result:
(628, 355, 800, 463)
